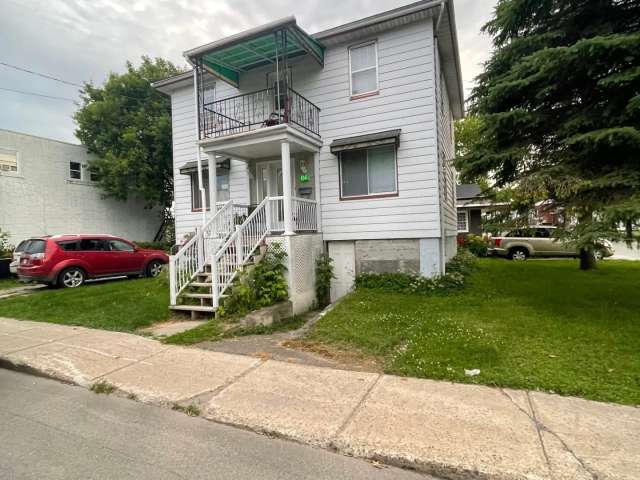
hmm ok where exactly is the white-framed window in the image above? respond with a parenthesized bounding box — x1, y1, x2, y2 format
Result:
(339, 145, 397, 199)
(457, 210, 469, 233)
(349, 41, 378, 97)
(0, 148, 18, 174)
(69, 161, 82, 180)
(190, 170, 230, 210)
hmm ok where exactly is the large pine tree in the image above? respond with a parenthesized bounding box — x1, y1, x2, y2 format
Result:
(457, 0, 640, 269)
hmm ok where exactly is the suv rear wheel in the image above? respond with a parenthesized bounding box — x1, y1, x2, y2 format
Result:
(508, 247, 529, 261)
(146, 260, 164, 278)
(59, 267, 85, 288)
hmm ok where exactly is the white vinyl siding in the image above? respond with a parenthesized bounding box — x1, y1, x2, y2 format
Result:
(169, 19, 442, 241)
(349, 41, 378, 96)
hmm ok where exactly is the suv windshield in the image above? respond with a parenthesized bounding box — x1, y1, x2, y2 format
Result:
(23, 239, 46, 254)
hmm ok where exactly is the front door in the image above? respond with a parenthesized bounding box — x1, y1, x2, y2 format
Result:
(256, 161, 285, 230)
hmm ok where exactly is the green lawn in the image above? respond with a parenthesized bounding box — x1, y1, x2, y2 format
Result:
(0, 276, 170, 331)
(0, 278, 21, 290)
(307, 259, 640, 405)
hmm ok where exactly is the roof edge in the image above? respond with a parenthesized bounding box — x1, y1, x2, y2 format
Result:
(312, 0, 444, 40)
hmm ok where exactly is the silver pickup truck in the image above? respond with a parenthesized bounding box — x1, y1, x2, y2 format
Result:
(489, 226, 613, 260)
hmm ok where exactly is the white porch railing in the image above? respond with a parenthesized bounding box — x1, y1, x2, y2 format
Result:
(212, 197, 269, 307)
(267, 196, 317, 232)
(169, 200, 237, 305)
(170, 197, 318, 308)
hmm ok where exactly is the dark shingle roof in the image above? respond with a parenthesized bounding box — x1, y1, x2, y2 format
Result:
(456, 184, 482, 200)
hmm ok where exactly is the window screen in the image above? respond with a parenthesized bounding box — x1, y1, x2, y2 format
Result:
(349, 42, 378, 96)
(340, 145, 396, 198)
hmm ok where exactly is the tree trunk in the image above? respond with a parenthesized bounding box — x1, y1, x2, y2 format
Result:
(579, 248, 597, 270)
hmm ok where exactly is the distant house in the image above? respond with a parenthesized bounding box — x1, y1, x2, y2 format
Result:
(0, 129, 161, 245)
(456, 184, 511, 235)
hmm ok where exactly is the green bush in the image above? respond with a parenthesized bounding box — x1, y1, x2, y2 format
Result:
(462, 234, 490, 257)
(354, 251, 477, 295)
(0, 229, 13, 259)
(219, 243, 288, 318)
(315, 253, 335, 308)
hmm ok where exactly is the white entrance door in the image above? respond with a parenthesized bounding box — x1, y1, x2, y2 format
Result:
(256, 161, 285, 230)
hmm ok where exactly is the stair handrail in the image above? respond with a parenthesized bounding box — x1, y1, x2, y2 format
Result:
(169, 200, 234, 305)
(211, 197, 270, 307)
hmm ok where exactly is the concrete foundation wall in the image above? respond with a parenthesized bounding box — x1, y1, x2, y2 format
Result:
(329, 237, 445, 302)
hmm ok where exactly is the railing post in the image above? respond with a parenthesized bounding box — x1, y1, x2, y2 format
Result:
(235, 225, 243, 267)
(211, 253, 218, 309)
(265, 197, 272, 233)
(169, 255, 177, 305)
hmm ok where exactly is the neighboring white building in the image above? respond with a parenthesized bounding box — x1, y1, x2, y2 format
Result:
(0, 129, 162, 245)
(154, 0, 463, 315)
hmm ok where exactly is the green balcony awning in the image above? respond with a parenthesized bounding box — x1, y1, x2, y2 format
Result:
(185, 17, 324, 88)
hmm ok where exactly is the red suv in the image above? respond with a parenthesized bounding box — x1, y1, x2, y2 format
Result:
(17, 235, 169, 288)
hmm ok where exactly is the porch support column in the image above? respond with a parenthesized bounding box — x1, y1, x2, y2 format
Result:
(281, 139, 295, 235)
(313, 151, 322, 232)
(206, 151, 217, 215)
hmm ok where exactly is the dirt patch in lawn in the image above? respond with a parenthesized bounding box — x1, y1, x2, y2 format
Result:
(282, 339, 384, 373)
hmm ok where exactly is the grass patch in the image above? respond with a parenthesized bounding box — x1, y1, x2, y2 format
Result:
(163, 315, 307, 346)
(0, 278, 21, 290)
(171, 403, 201, 416)
(90, 381, 116, 395)
(0, 276, 170, 331)
(307, 259, 640, 405)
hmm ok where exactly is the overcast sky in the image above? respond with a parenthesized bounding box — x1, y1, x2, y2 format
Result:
(0, 0, 496, 144)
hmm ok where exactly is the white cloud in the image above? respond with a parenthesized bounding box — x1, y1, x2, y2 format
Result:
(0, 0, 496, 143)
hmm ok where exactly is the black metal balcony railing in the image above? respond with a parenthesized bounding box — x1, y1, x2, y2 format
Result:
(201, 87, 320, 139)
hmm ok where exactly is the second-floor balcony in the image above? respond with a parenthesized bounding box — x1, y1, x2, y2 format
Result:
(201, 86, 320, 140)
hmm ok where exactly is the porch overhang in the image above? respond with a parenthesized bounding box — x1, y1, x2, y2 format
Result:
(184, 17, 325, 88)
(199, 124, 322, 160)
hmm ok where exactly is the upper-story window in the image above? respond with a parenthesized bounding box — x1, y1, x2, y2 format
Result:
(69, 161, 82, 180)
(349, 41, 378, 97)
(339, 145, 397, 199)
(0, 148, 18, 174)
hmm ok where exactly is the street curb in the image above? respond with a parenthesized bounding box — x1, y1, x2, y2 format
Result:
(0, 357, 481, 480)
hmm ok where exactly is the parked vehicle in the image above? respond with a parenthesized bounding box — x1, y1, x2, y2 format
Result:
(9, 239, 29, 275)
(489, 227, 613, 261)
(17, 235, 169, 288)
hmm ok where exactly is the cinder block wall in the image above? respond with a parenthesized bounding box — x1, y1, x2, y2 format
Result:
(0, 130, 161, 245)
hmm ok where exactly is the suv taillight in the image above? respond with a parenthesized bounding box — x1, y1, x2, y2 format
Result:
(30, 252, 46, 265)
(494, 238, 502, 247)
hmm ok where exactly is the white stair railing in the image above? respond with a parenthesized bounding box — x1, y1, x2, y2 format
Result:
(211, 197, 270, 307)
(292, 197, 317, 231)
(169, 200, 235, 305)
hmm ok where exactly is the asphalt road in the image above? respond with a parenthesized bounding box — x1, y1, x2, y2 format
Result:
(0, 368, 431, 480)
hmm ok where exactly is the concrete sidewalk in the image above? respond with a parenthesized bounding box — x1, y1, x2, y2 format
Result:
(0, 317, 638, 480)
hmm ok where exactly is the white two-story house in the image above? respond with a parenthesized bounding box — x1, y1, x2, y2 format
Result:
(154, 0, 463, 316)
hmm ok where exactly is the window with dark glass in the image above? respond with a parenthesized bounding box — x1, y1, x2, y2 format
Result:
(339, 145, 396, 198)
(79, 239, 107, 251)
(69, 161, 82, 180)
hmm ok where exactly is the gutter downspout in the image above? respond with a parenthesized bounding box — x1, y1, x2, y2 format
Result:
(189, 60, 207, 227)
(434, 0, 447, 275)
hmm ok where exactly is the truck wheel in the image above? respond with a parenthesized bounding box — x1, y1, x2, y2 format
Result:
(508, 247, 528, 261)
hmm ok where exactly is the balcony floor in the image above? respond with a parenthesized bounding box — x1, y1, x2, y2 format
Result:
(199, 124, 322, 160)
